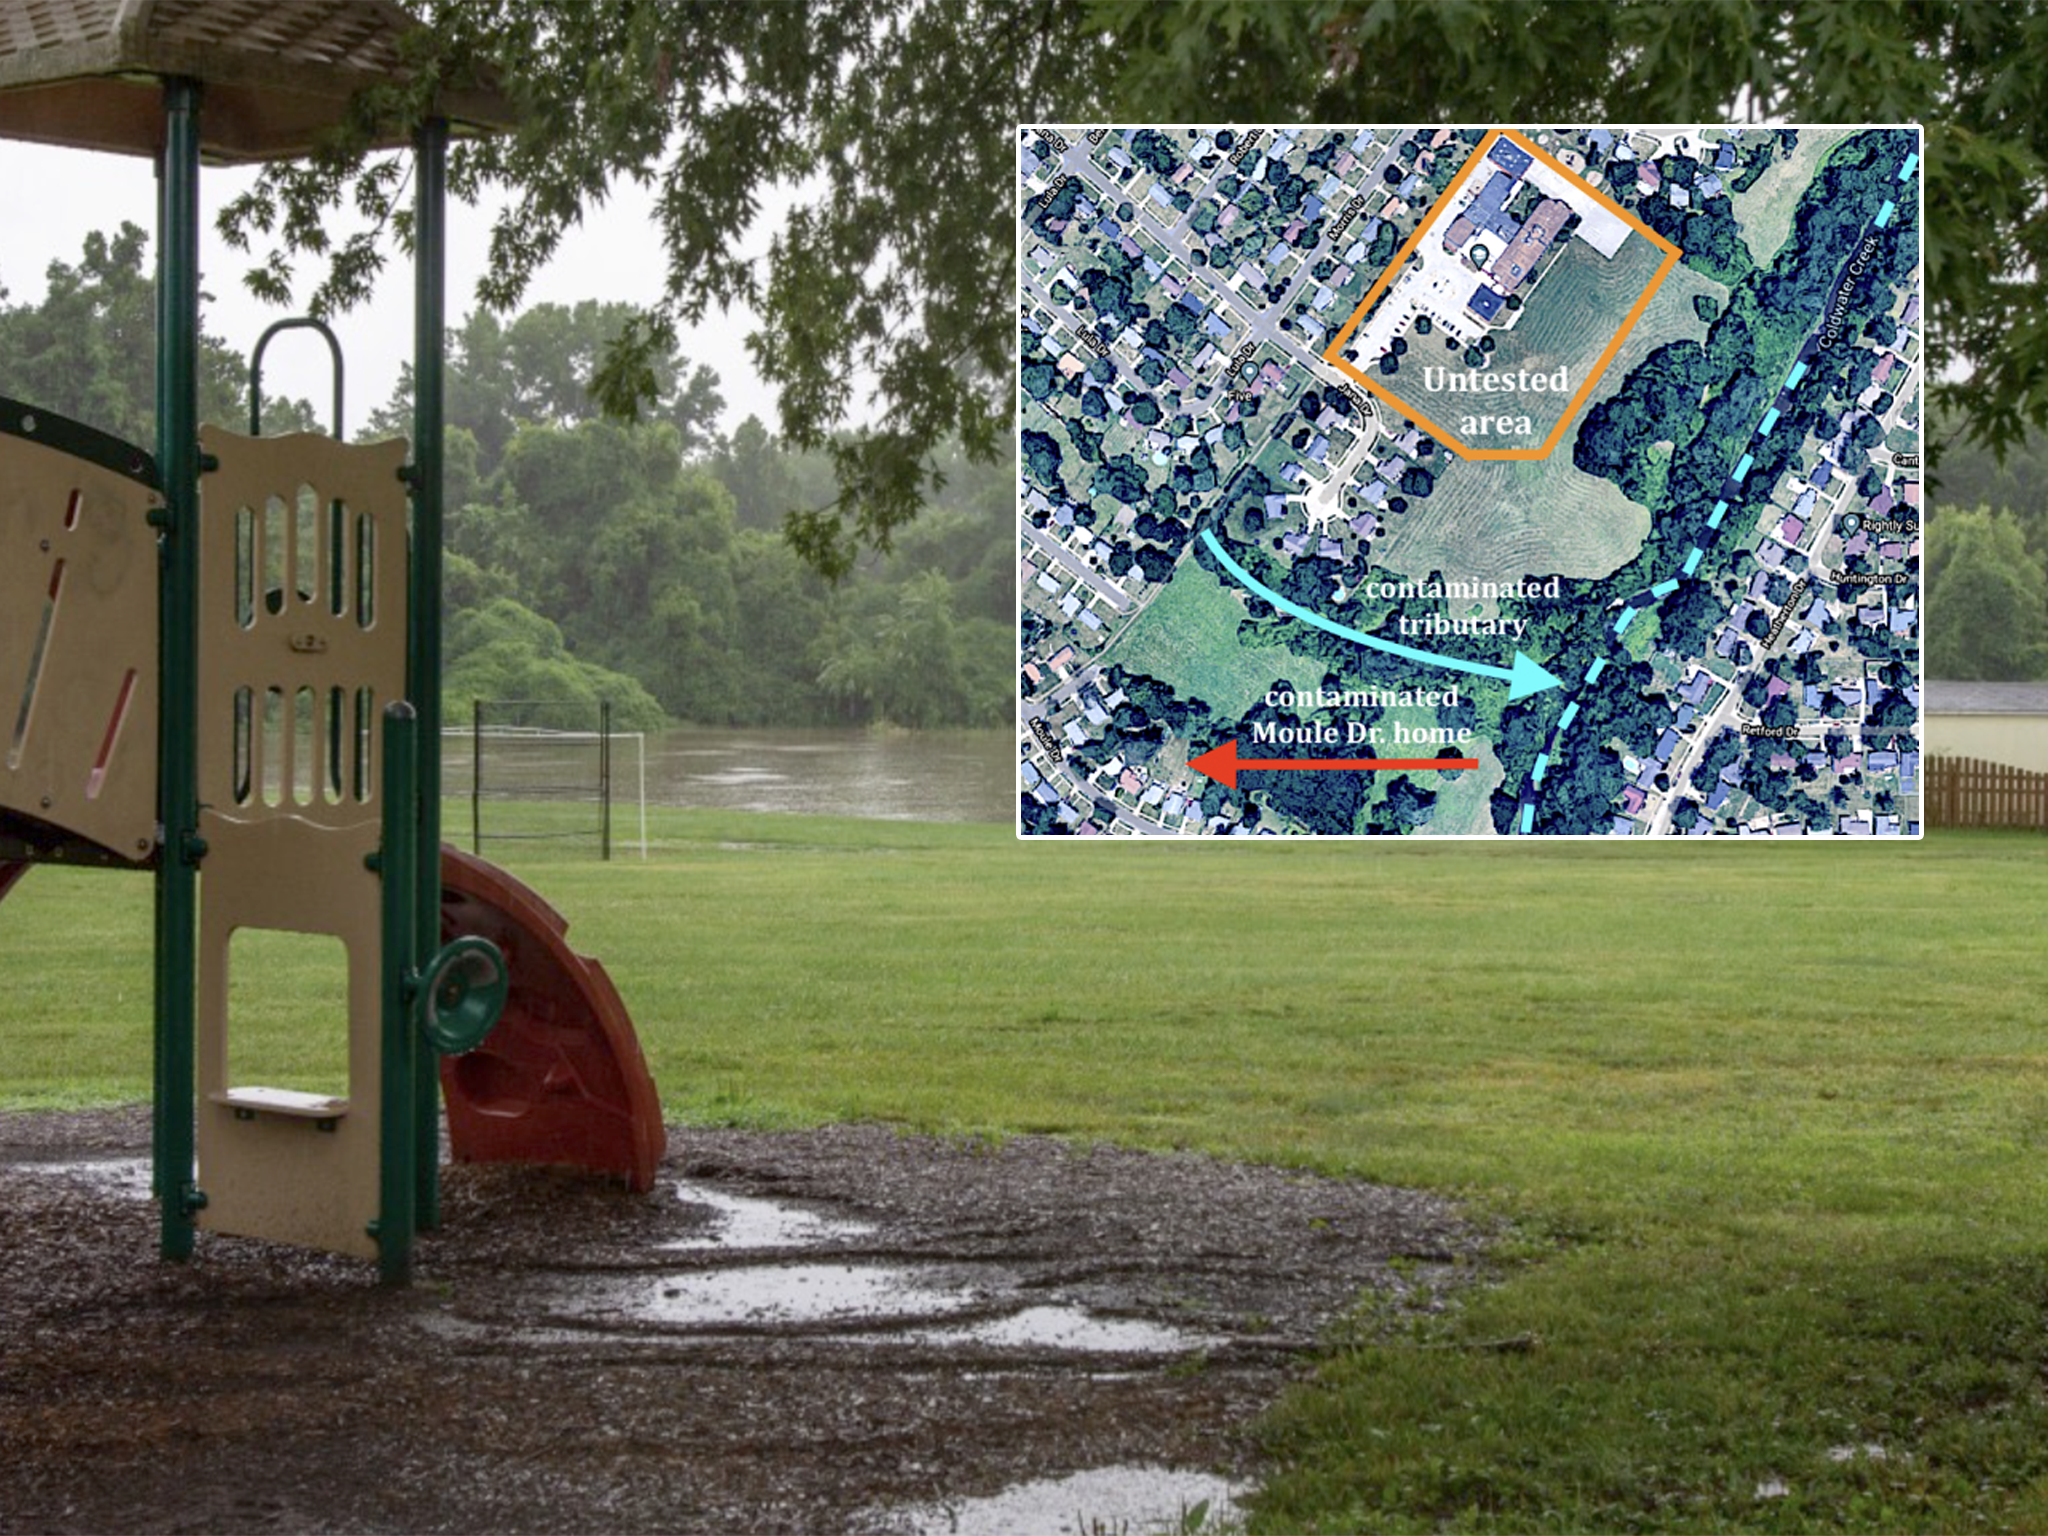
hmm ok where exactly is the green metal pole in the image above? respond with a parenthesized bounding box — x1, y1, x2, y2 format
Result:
(410, 116, 449, 1226)
(377, 702, 419, 1285)
(151, 76, 203, 1262)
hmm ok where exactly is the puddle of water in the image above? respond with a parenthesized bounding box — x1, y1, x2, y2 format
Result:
(31, 1158, 151, 1198)
(888, 1463, 1246, 1536)
(544, 1181, 1216, 1356)
(535, 1265, 1220, 1354)
(912, 1305, 1214, 1356)
(632, 1263, 989, 1327)
(667, 1181, 873, 1251)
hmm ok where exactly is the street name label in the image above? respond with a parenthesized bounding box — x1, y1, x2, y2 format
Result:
(1018, 123, 1923, 838)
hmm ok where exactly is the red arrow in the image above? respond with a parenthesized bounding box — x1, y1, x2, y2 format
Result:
(1187, 739, 1478, 790)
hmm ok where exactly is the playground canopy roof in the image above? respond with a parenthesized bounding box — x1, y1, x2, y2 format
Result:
(0, 0, 514, 162)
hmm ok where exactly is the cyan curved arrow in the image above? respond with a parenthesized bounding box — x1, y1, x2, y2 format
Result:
(1200, 530, 1564, 701)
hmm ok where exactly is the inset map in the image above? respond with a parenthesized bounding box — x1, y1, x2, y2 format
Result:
(1018, 124, 1921, 837)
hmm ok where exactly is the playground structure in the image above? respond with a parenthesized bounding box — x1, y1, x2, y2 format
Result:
(0, 0, 663, 1280)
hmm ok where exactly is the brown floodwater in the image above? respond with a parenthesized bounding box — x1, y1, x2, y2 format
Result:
(444, 725, 1014, 826)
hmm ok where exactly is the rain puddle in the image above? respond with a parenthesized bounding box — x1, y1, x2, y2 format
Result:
(885, 1463, 1246, 1535)
(531, 1262, 1218, 1356)
(538, 1177, 1220, 1356)
(667, 1180, 874, 1250)
(911, 1305, 1211, 1355)
(636, 1263, 986, 1327)
(32, 1158, 151, 1198)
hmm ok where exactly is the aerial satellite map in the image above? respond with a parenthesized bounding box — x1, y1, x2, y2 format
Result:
(1017, 124, 1922, 836)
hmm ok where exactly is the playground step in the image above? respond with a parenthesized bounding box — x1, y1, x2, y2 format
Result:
(209, 1087, 348, 1123)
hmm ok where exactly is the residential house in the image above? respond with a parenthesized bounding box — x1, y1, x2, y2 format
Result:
(1925, 681, 2048, 771)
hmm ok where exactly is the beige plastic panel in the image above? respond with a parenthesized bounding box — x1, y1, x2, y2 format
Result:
(0, 429, 159, 862)
(194, 816, 382, 1261)
(192, 428, 410, 1262)
(196, 429, 410, 828)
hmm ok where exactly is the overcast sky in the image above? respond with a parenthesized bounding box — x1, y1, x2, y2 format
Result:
(0, 139, 780, 443)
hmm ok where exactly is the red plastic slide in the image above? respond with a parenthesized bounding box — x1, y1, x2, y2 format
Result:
(437, 847, 666, 1192)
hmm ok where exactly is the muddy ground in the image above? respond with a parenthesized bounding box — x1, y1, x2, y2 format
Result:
(0, 1109, 1485, 1534)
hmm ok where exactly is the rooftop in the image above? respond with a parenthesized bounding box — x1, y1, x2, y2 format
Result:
(1926, 680, 2048, 715)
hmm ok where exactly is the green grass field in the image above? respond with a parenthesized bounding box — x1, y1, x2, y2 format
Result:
(1377, 441, 1650, 588)
(1733, 129, 1848, 271)
(1108, 566, 1325, 719)
(1595, 258, 1727, 391)
(6, 813, 2048, 1532)
(1375, 256, 1725, 593)
(1388, 234, 1673, 450)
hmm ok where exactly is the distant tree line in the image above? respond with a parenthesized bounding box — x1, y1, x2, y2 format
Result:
(0, 228, 1012, 732)
(0, 221, 319, 445)
(375, 301, 1012, 730)
(1927, 418, 2048, 681)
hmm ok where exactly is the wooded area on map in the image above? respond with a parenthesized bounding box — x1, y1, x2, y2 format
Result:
(0, 225, 1012, 731)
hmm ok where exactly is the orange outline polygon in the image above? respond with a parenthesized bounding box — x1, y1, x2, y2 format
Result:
(1321, 129, 1682, 461)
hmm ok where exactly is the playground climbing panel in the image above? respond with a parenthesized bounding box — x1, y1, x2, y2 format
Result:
(193, 427, 411, 1260)
(0, 399, 160, 867)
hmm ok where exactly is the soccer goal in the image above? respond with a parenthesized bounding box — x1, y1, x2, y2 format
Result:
(448, 700, 648, 860)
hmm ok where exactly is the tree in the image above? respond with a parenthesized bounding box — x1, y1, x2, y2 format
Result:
(444, 596, 666, 728)
(223, 0, 1100, 577)
(710, 414, 836, 534)
(818, 570, 986, 727)
(589, 464, 749, 723)
(1928, 407, 2048, 568)
(216, 3, 2018, 566)
(0, 222, 315, 445)
(1100, 3, 2019, 458)
(369, 300, 724, 474)
(728, 528, 835, 724)
(1925, 506, 2048, 679)
(1, 218, 1018, 732)
(228, 6, 2031, 573)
